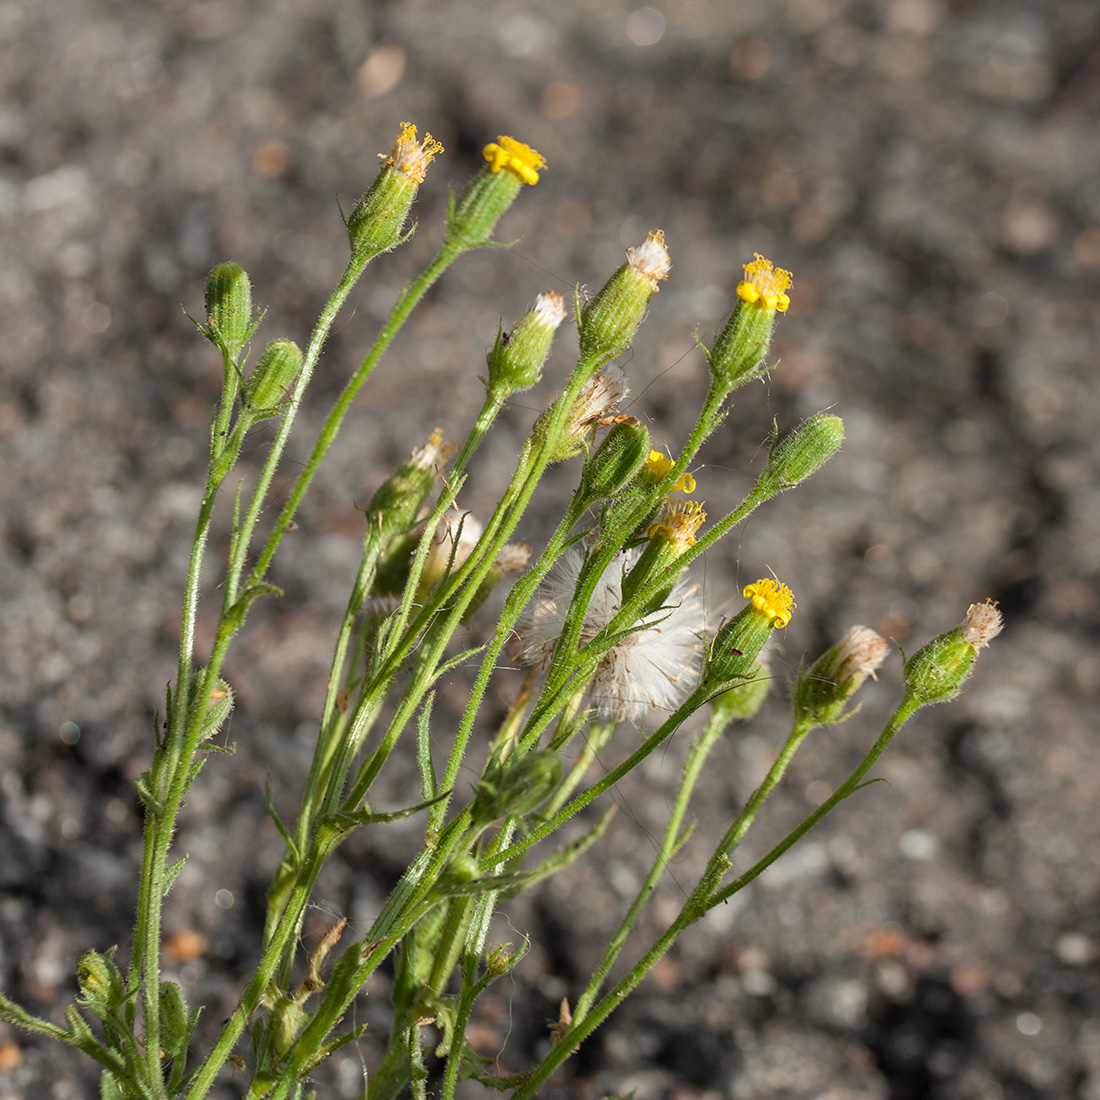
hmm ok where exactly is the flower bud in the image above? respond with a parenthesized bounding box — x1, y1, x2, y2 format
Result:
(242, 339, 302, 413)
(705, 578, 795, 688)
(753, 414, 844, 500)
(793, 625, 889, 727)
(581, 418, 651, 500)
(448, 135, 545, 249)
(470, 749, 562, 825)
(710, 660, 771, 724)
(346, 123, 442, 260)
(76, 948, 125, 1017)
(707, 254, 791, 391)
(204, 262, 257, 360)
(199, 678, 234, 741)
(903, 601, 1003, 708)
(578, 230, 670, 362)
(487, 291, 566, 400)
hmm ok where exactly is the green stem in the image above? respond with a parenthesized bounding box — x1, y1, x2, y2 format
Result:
(510, 694, 923, 1098)
(571, 709, 727, 1026)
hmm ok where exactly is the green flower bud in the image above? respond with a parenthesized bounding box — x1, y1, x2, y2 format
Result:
(470, 749, 562, 825)
(578, 230, 670, 362)
(346, 123, 442, 260)
(581, 418, 651, 500)
(708, 253, 791, 391)
(487, 291, 566, 400)
(793, 625, 889, 728)
(710, 660, 772, 724)
(903, 601, 1003, 708)
(199, 678, 234, 741)
(705, 578, 795, 688)
(448, 135, 545, 250)
(754, 413, 844, 500)
(242, 339, 302, 413)
(203, 262, 257, 360)
(76, 948, 125, 1017)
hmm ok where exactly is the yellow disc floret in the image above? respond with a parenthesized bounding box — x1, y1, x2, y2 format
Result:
(743, 578, 795, 628)
(380, 122, 443, 184)
(482, 136, 546, 185)
(736, 253, 792, 312)
(648, 498, 707, 552)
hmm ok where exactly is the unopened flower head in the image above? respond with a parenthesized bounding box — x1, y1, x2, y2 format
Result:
(736, 253, 792, 312)
(514, 547, 705, 722)
(743, 578, 795, 628)
(648, 497, 707, 554)
(482, 136, 546, 186)
(961, 600, 1003, 649)
(380, 122, 443, 185)
(642, 450, 695, 494)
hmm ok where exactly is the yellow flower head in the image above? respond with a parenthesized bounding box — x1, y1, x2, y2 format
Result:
(642, 450, 695, 493)
(482, 136, 546, 186)
(380, 122, 443, 184)
(736, 253, 792, 312)
(743, 578, 795, 628)
(648, 498, 707, 552)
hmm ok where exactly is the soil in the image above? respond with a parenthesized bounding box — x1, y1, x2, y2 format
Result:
(2, 1, 1099, 1098)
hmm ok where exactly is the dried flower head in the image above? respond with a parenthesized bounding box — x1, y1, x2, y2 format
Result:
(626, 229, 671, 292)
(569, 367, 629, 439)
(514, 547, 705, 721)
(960, 600, 1003, 649)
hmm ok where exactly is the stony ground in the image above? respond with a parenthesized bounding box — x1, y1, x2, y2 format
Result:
(2, 1, 1099, 1097)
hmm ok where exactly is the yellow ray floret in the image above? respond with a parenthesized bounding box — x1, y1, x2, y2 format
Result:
(736, 253, 792, 312)
(743, 578, 795, 628)
(482, 136, 546, 185)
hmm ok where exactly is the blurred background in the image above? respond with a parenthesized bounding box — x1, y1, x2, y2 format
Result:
(1, 1, 1099, 1097)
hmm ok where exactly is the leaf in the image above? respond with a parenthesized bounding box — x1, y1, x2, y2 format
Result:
(416, 694, 437, 801)
(163, 856, 188, 898)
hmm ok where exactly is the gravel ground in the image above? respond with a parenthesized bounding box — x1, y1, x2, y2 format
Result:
(2, 1, 1099, 1098)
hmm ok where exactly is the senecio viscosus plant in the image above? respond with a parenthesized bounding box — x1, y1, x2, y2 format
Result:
(0, 125, 1003, 1099)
